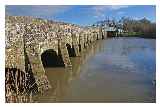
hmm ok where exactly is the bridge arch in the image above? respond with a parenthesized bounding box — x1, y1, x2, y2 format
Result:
(78, 44, 81, 52)
(66, 43, 76, 57)
(41, 49, 65, 67)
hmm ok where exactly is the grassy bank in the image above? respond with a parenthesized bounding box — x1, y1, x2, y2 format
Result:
(118, 32, 156, 39)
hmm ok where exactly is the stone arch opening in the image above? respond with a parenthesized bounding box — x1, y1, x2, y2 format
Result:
(107, 31, 115, 37)
(102, 33, 104, 39)
(84, 43, 86, 48)
(41, 49, 65, 67)
(97, 34, 99, 40)
(66, 43, 76, 57)
(78, 44, 81, 52)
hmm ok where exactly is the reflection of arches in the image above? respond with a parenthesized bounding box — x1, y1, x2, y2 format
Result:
(35, 67, 72, 102)
(41, 49, 65, 67)
(66, 44, 76, 57)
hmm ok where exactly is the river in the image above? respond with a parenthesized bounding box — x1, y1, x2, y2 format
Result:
(33, 37, 156, 103)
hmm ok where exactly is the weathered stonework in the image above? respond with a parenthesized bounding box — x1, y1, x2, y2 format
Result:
(5, 16, 106, 98)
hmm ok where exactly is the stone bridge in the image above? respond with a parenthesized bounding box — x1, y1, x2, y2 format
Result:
(5, 16, 108, 97)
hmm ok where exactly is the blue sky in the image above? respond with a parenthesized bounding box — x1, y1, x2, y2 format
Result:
(6, 5, 156, 26)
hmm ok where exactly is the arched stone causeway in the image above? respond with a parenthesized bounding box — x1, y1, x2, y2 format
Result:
(5, 16, 116, 99)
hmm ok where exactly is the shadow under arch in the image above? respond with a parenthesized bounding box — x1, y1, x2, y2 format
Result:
(78, 44, 81, 52)
(41, 49, 65, 68)
(97, 34, 99, 40)
(66, 43, 76, 57)
(107, 31, 115, 37)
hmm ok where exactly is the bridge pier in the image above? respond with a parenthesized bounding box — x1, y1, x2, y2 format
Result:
(59, 38, 72, 67)
(72, 33, 80, 57)
(99, 27, 103, 40)
(78, 34, 82, 52)
(25, 42, 51, 93)
(86, 33, 91, 48)
(94, 32, 98, 41)
(104, 30, 108, 39)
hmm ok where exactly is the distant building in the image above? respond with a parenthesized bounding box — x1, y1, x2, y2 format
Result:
(93, 19, 124, 37)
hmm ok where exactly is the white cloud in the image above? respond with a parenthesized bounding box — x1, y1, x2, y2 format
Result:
(92, 5, 129, 19)
(108, 6, 129, 10)
(117, 11, 125, 15)
(92, 6, 108, 20)
(93, 9, 106, 19)
(92, 5, 129, 11)
(133, 16, 145, 20)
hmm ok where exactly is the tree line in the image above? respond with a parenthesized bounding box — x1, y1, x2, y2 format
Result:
(121, 17, 156, 38)
(93, 17, 156, 38)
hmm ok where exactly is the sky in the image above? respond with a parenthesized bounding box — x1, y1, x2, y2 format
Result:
(6, 5, 156, 26)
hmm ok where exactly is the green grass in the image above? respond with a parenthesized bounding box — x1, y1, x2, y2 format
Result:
(120, 32, 155, 39)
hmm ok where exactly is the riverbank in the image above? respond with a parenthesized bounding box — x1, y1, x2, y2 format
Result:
(118, 32, 156, 39)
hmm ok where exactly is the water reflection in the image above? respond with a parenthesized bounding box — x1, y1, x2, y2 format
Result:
(34, 37, 155, 103)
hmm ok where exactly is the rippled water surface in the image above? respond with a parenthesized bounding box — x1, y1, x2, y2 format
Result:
(34, 37, 156, 103)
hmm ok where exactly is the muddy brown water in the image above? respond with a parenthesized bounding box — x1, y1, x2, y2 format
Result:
(33, 37, 156, 103)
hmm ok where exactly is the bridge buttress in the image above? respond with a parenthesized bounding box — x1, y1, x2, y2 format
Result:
(59, 38, 72, 67)
(25, 44, 51, 92)
(93, 32, 98, 42)
(104, 30, 107, 39)
(72, 33, 80, 57)
(84, 33, 90, 48)
(79, 33, 84, 53)
(99, 27, 103, 40)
